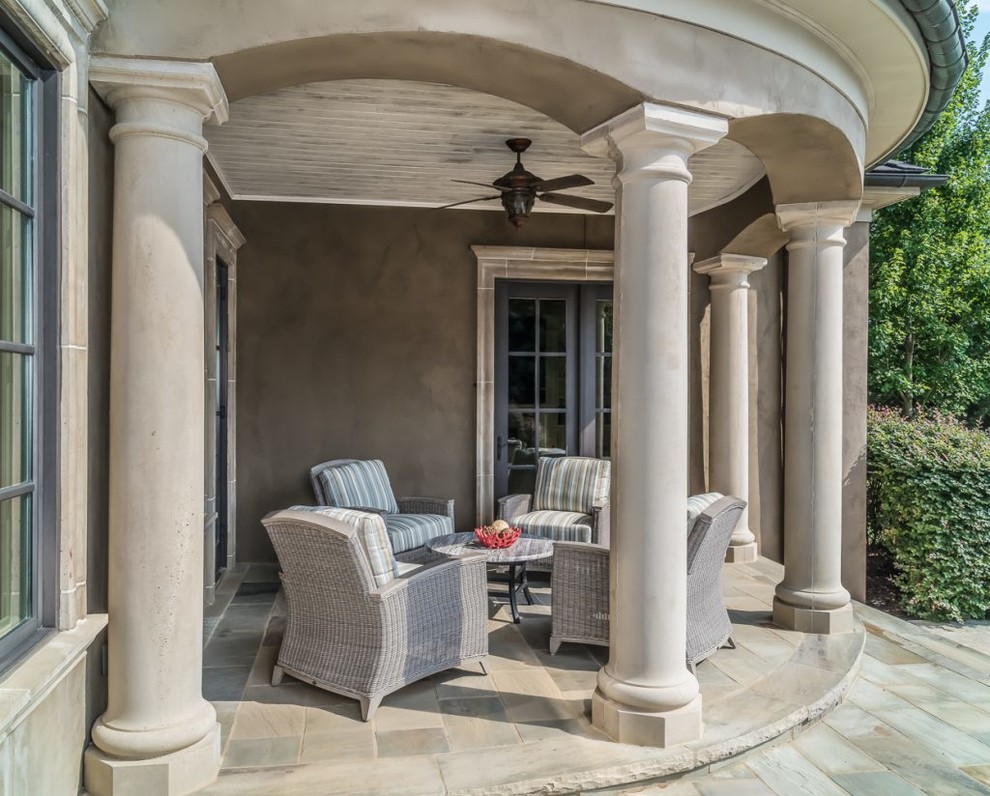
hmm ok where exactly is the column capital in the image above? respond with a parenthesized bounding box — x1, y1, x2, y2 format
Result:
(776, 200, 860, 234)
(91, 57, 228, 151)
(581, 103, 727, 182)
(694, 253, 767, 283)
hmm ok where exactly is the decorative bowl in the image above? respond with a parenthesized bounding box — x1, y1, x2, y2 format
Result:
(474, 525, 522, 549)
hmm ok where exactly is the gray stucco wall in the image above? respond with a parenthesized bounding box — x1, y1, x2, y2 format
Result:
(842, 221, 869, 602)
(87, 88, 113, 615)
(229, 202, 614, 562)
(748, 254, 785, 564)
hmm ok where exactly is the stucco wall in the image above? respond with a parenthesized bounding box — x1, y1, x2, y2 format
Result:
(842, 221, 869, 602)
(748, 254, 785, 564)
(229, 202, 614, 561)
(87, 88, 113, 615)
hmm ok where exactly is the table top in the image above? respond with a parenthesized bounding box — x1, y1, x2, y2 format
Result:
(427, 532, 553, 563)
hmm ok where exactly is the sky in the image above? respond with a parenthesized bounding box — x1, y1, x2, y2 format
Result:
(975, 8, 990, 105)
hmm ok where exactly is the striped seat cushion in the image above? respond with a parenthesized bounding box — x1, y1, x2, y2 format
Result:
(290, 505, 398, 587)
(317, 459, 399, 515)
(515, 510, 594, 543)
(533, 457, 611, 514)
(384, 513, 453, 554)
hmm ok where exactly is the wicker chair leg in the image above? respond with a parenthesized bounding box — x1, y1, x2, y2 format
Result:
(271, 664, 285, 686)
(549, 637, 562, 655)
(360, 695, 383, 722)
(724, 637, 736, 650)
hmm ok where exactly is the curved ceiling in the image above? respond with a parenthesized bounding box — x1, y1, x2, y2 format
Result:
(205, 79, 766, 216)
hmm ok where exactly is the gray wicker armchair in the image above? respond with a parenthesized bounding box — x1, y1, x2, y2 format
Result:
(310, 458, 455, 559)
(498, 456, 611, 545)
(263, 508, 488, 721)
(550, 495, 746, 669)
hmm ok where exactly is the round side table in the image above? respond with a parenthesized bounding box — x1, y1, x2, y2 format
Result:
(427, 532, 553, 624)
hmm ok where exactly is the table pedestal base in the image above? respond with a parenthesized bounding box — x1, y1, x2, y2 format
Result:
(491, 563, 535, 624)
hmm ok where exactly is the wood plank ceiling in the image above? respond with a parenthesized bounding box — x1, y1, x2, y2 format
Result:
(205, 79, 765, 216)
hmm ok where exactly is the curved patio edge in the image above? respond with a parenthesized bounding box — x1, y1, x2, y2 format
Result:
(450, 622, 866, 796)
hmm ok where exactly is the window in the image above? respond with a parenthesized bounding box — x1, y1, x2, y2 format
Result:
(0, 25, 53, 665)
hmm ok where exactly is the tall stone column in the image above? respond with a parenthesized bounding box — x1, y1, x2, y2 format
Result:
(85, 58, 229, 796)
(582, 103, 727, 746)
(694, 254, 766, 562)
(773, 201, 859, 635)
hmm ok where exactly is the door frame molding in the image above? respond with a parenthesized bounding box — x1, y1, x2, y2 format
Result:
(204, 176, 246, 603)
(472, 246, 613, 525)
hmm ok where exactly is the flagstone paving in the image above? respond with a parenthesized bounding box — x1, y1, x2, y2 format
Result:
(194, 560, 990, 795)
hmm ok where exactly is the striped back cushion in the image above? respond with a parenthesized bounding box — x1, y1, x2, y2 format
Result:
(687, 492, 723, 533)
(317, 460, 399, 515)
(290, 505, 398, 587)
(533, 457, 611, 514)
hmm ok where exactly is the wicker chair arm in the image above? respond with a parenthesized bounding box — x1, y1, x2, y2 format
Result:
(553, 541, 609, 559)
(396, 496, 455, 518)
(498, 493, 532, 523)
(590, 501, 610, 547)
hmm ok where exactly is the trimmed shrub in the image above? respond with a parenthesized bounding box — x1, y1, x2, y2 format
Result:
(867, 405, 990, 621)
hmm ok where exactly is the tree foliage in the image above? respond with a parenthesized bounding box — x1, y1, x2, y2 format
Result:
(869, 2, 990, 425)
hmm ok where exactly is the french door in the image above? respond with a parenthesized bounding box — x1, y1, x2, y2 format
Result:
(494, 281, 613, 500)
(214, 259, 230, 580)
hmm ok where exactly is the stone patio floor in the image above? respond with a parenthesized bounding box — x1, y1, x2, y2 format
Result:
(195, 559, 990, 795)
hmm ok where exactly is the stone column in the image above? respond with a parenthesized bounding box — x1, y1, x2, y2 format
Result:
(693, 254, 766, 562)
(581, 103, 727, 746)
(85, 58, 228, 796)
(773, 201, 859, 635)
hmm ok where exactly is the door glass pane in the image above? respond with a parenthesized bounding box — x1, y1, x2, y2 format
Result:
(539, 413, 567, 454)
(539, 299, 567, 352)
(0, 351, 31, 489)
(508, 298, 536, 352)
(596, 354, 611, 411)
(0, 494, 31, 637)
(507, 467, 536, 496)
(596, 412, 611, 458)
(596, 300, 613, 353)
(508, 411, 536, 456)
(539, 356, 567, 409)
(0, 52, 31, 204)
(508, 356, 535, 408)
(0, 206, 31, 344)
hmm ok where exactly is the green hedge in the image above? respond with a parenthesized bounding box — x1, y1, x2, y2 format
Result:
(867, 406, 990, 621)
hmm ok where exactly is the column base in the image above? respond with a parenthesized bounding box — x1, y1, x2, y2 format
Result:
(724, 542, 758, 563)
(84, 722, 221, 796)
(773, 597, 855, 635)
(592, 688, 702, 747)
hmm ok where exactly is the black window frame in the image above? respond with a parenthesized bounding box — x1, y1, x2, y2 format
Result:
(0, 17, 59, 673)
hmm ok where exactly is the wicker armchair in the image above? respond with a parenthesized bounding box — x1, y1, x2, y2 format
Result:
(549, 495, 746, 668)
(498, 456, 611, 545)
(310, 458, 455, 558)
(263, 508, 488, 721)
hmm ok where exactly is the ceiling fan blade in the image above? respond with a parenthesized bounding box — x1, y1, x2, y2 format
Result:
(437, 195, 502, 210)
(452, 179, 511, 192)
(539, 193, 614, 213)
(533, 174, 594, 192)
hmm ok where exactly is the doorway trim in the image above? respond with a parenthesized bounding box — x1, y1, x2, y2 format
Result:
(472, 246, 614, 525)
(203, 176, 246, 603)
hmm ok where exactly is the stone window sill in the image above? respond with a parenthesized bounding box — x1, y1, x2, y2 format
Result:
(0, 614, 107, 741)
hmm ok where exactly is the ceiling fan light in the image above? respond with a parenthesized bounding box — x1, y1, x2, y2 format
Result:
(503, 191, 535, 227)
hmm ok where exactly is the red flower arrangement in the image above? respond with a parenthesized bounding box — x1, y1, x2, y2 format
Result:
(474, 520, 522, 549)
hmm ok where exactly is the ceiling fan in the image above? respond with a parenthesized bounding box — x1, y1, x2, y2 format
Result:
(439, 138, 614, 227)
